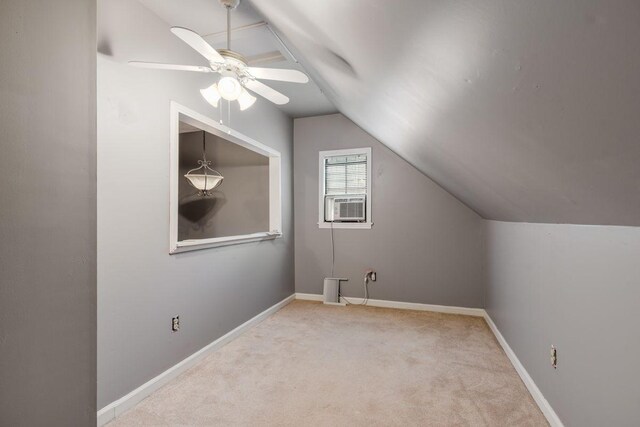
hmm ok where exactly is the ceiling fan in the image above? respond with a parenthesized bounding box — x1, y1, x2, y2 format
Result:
(129, 0, 308, 111)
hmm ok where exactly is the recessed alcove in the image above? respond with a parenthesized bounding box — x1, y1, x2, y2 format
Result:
(170, 102, 282, 253)
(178, 127, 270, 240)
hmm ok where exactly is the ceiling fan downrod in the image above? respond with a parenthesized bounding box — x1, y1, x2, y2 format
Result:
(219, 0, 240, 51)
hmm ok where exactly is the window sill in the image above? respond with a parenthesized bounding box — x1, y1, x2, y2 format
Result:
(318, 222, 373, 230)
(170, 231, 282, 254)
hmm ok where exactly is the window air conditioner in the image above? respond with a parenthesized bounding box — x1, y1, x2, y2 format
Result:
(325, 195, 366, 222)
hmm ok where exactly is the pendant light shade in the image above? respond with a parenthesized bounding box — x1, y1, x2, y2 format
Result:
(184, 173, 223, 192)
(184, 131, 224, 196)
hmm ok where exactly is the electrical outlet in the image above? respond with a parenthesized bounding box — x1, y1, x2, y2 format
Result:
(550, 345, 557, 369)
(172, 316, 180, 332)
(365, 270, 376, 282)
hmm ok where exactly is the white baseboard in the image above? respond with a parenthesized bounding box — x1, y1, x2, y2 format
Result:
(483, 313, 564, 427)
(97, 292, 561, 427)
(295, 293, 485, 317)
(294, 293, 324, 301)
(295, 293, 562, 427)
(97, 294, 296, 426)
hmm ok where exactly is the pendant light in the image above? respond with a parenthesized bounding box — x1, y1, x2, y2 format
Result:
(184, 131, 224, 196)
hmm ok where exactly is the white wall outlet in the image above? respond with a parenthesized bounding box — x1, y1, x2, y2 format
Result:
(365, 270, 376, 282)
(172, 316, 180, 332)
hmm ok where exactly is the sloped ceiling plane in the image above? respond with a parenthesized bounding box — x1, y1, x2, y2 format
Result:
(141, 0, 640, 226)
(250, 0, 640, 226)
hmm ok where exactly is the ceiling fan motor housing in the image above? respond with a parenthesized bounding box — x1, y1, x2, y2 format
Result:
(217, 49, 247, 66)
(214, 50, 253, 85)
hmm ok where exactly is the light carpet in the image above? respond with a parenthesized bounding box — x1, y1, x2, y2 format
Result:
(109, 300, 548, 426)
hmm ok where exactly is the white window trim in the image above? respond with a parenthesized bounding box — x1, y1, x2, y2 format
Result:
(318, 147, 373, 229)
(169, 101, 282, 254)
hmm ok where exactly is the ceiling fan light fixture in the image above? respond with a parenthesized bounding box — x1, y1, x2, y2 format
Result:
(129, 0, 308, 109)
(238, 88, 257, 111)
(200, 83, 221, 107)
(218, 72, 242, 101)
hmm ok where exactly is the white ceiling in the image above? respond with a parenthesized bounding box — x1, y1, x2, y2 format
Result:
(137, 0, 336, 118)
(249, 0, 640, 226)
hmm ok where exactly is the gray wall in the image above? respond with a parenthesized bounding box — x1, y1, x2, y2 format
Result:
(294, 114, 484, 307)
(0, 0, 96, 425)
(98, 0, 293, 409)
(178, 131, 269, 240)
(484, 220, 640, 426)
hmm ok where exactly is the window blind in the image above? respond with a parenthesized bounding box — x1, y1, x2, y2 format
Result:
(324, 153, 367, 195)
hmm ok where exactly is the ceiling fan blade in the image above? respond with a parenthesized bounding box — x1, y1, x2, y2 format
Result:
(245, 67, 309, 83)
(129, 61, 213, 73)
(244, 80, 289, 105)
(170, 27, 226, 64)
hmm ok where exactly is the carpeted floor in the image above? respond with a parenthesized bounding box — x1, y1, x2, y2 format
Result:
(109, 300, 548, 426)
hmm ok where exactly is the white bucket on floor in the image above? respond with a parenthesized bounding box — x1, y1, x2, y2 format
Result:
(323, 278, 347, 305)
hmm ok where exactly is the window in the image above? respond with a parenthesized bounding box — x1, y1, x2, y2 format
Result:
(325, 153, 367, 195)
(318, 147, 372, 229)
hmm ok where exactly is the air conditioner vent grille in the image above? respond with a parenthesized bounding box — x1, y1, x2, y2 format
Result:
(324, 194, 366, 222)
(340, 202, 363, 219)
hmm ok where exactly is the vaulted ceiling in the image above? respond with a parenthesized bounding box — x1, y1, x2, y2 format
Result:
(141, 0, 640, 226)
(248, 0, 640, 226)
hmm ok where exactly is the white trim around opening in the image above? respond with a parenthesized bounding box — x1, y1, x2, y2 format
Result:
(169, 101, 282, 254)
(318, 147, 373, 229)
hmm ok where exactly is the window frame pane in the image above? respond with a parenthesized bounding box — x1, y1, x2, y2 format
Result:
(318, 147, 372, 230)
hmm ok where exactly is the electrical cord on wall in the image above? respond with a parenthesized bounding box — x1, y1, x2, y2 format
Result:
(339, 274, 370, 306)
(330, 220, 335, 278)
(329, 220, 370, 305)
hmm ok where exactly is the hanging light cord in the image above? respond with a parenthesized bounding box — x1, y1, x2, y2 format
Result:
(202, 131, 208, 192)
